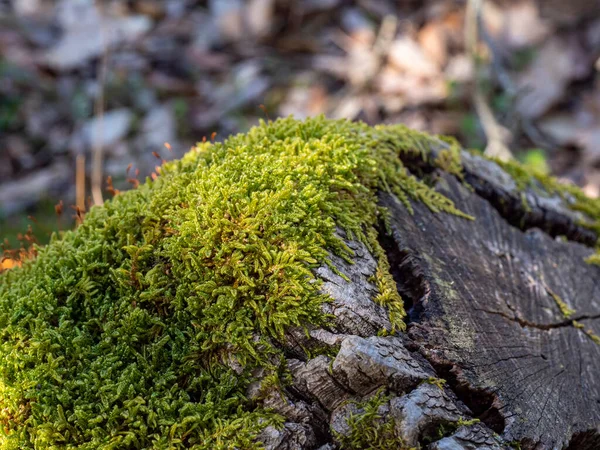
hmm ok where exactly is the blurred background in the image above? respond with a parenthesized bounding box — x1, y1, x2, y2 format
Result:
(3, 0, 600, 250)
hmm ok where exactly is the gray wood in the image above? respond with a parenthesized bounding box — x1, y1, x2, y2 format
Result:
(381, 173, 600, 449)
(255, 151, 600, 450)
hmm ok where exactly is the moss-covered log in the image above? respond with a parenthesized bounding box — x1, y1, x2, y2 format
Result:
(0, 117, 599, 449)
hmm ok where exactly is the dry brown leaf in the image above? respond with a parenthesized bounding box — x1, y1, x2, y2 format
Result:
(418, 21, 447, 67)
(377, 65, 447, 106)
(279, 77, 328, 119)
(388, 36, 440, 78)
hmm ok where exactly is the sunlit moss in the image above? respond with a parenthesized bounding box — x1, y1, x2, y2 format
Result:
(0, 116, 471, 449)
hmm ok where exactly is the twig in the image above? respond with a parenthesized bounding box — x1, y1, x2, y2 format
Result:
(465, 0, 513, 161)
(91, 0, 109, 206)
(76, 154, 86, 213)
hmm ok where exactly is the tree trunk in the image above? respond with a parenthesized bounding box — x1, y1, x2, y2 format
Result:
(259, 151, 600, 450)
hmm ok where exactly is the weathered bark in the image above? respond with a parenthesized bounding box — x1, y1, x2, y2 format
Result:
(256, 152, 600, 450)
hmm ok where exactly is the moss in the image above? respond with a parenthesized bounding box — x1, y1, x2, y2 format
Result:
(0, 116, 472, 449)
(334, 390, 413, 450)
(543, 286, 575, 319)
(549, 291, 575, 319)
(456, 418, 480, 427)
(423, 416, 481, 444)
(585, 253, 600, 266)
(572, 321, 600, 346)
(368, 228, 405, 334)
(304, 344, 341, 360)
(491, 157, 600, 264)
(421, 377, 447, 390)
(434, 137, 464, 179)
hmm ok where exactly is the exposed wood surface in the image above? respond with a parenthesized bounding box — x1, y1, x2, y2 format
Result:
(381, 172, 600, 449)
(255, 152, 600, 450)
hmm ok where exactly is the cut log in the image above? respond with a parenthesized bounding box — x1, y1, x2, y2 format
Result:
(380, 173, 600, 449)
(1, 118, 598, 449)
(269, 159, 600, 449)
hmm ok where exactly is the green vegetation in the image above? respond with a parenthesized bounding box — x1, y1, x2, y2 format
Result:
(334, 390, 412, 450)
(421, 377, 447, 390)
(573, 321, 600, 346)
(517, 148, 549, 175)
(0, 116, 470, 449)
(548, 289, 575, 319)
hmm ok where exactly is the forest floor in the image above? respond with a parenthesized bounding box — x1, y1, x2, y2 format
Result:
(3, 0, 600, 247)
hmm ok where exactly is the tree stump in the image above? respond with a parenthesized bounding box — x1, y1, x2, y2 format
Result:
(381, 173, 600, 448)
(266, 151, 600, 449)
(1, 118, 598, 449)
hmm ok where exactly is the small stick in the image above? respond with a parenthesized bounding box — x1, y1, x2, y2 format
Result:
(76, 154, 86, 213)
(465, 0, 513, 161)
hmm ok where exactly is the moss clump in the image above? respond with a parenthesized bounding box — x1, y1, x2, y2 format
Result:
(334, 390, 413, 450)
(0, 116, 471, 449)
(421, 377, 447, 390)
(573, 321, 600, 346)
(549, 290, 575, 319)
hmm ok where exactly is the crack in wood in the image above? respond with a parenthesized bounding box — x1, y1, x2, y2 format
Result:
(476, 307, 600, 331)
(377, 170, 600, 449)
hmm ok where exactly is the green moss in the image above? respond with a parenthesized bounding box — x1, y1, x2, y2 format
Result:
(573, 320, 600, 346)
(423, 416, 480, 445)
(537, 281, 576, 319)
(585, 253, 600, 266)
(491, 157, 600, 264)
(368, 229, 405, 334)
(421, 377, 447, 390)
(456, 418, 480, 427)
(334, 390, 413, 450)
(548, 290, 575, 319)
(434, 137, 464, 179)
(0, 116, 472, 449)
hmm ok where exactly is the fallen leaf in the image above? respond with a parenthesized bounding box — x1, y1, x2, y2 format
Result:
(0, 258, 19, 271)
(484, 0, 551, 50)
(388, 36, 440, 78)
(418, 21, 448, 67)
(246, 0, 275, 39)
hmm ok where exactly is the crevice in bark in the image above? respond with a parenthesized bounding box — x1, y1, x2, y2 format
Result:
(397, 151, 597, 247)
(377, 224, 430, 324)
(476, 308, 600, 331)
(564, 429, 600, 450)
(427, 359, 506, 435)
(373, 226, 508, 435)
(462, 171, 598, 247)
(377, 214, 508, 436)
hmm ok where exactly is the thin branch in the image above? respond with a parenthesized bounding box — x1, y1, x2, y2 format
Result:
(466, 0, 513, 161)
(91, 1, 109, 206)
(76, 154, 86, 213)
